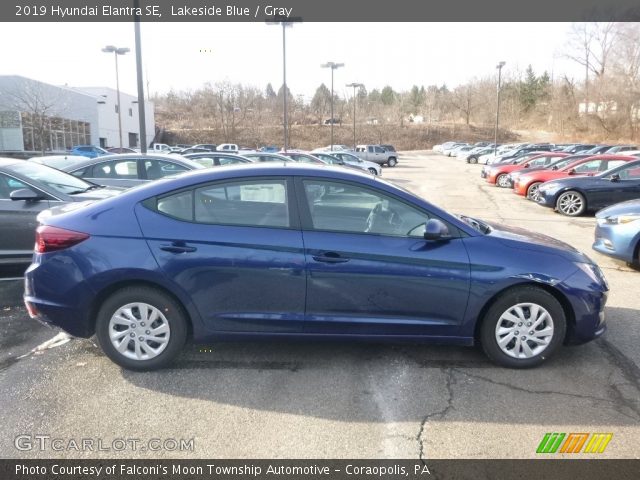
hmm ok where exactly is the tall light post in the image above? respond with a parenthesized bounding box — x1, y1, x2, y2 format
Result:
(102, 45, 129, 149)
(346, 82, 364, 151)
(494, 61, 506, 156)
(267, 17, 302, 151)
(321, 61, 344, 151)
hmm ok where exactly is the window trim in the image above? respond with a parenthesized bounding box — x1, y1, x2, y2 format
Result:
(294, 177, 461, 239)
(146, 176, 301, 230)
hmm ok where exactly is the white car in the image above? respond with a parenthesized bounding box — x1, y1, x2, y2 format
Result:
(329, 151, 382, 176)
(442, 143, 467, 156)
(216, 143, 238, 153)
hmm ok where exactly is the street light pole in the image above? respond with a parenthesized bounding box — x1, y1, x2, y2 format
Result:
(133, 1, 147, 154)
(321, 62, 344, 151)
(267, 17, 301, 152)
(346, 82, 364, 151)
(494, 61, 506, 156)
(102, 45, 130, 149)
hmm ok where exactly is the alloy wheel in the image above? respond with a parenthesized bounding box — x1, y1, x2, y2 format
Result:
(557, 192, 585, 216)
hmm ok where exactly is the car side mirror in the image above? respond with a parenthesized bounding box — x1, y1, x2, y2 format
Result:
(568, 168, 576, 175)
(424, 219, 451, 241)
(10, 188, 44, 202)
(524, 164, 530, 168)
(610, 173, 620, 182)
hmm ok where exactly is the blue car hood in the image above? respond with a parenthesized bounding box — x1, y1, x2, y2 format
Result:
(596, 199, 640, 219)
(484, 221, 589, 263)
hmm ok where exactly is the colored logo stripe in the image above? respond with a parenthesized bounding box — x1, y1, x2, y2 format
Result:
(536, 433, 565, 453)
(560, 433, 589, 453)
(584, 433, 613, 453)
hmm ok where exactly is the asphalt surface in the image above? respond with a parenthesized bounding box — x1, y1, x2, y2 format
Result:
(0, 151, 638, 459)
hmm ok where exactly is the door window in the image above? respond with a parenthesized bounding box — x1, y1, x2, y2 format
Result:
(91, 160, 139, 179)
(303, 180, 427, 237)
(573, 160, 602, 173)
(145, 160, 188, 179)
(0, 174, 28, 199)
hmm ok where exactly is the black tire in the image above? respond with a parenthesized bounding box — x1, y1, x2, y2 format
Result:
(526, 182, 542, 200)
(368, 167, 378, 175)
(387, 157, 398, 167)
(95, 286, 188, 371)
(480, 286, 566, 368)
(556, 190, 586, 216)
(469, 156, 478, 164)
(496, 174, 509, 188)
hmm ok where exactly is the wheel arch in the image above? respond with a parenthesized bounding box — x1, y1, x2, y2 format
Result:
(472, 281, 575, 345)
(555, 187, 589, 211)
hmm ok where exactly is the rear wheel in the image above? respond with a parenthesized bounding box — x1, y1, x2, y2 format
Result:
(526, 182, 542, 201)
(556, 190, 586, 216)
(496, 173, 510, 188)
(387, 157, 398, 167)
(480, 286, 566, 368)
(95, 286, 188, 371)
(469, 156, 478, 164)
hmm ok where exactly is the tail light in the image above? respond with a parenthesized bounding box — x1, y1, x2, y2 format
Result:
(35, 226, 89, 253)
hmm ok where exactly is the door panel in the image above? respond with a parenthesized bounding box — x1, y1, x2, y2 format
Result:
(302, 231, 471, 336)
(135, 177, 305, 333)
(297, 178, 471, 336)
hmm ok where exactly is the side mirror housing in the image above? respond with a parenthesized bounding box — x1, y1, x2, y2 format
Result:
(568, 168, 576, 175)
(10, 188, 44, 202)
(610, 173, 620, 182)
(424, 218, 451, 241)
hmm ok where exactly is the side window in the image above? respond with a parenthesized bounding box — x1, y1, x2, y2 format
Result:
(303, 180, 428, 237)
(573, 160, 602, 173)
(528, 157, 547, 167)
(615, 164, 640, 180)
(145, 160, 188, 180)
(157, 190, 193, 221)
(605, 160, 627, 171)
(374, 146, 385, 154)
(0, 174, 28, 199)
(367, 146, 374, 153)
(218, 156, 241, 166)
(194, 179, 289, 228)
(91, 160, 138, 179)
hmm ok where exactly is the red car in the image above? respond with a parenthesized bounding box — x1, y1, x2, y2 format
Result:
(486, 153, 569, 187)
(514, 154, 634, 200)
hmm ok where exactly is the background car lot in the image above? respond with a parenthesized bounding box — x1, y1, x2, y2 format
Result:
(0, 151, 638, 459)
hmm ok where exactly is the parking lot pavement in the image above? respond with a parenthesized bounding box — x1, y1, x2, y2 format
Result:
(0, 151, 638, 459)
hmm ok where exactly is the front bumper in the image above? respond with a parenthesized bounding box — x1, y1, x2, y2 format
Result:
(592, 219, 637, 264)
(535, 189, 557, 207)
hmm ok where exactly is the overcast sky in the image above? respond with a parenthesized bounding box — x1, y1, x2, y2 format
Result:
(1, 22, 583, 100)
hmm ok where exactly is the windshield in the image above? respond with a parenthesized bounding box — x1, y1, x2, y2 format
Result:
(9, 161, 94, 195)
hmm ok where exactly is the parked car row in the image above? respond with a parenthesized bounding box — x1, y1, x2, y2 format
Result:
(434, 140, 639, 166)
(463, 147, 640, 267)
(0, 147, 395, 271)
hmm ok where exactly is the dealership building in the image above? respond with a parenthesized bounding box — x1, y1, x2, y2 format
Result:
(0, 75, 154, 153)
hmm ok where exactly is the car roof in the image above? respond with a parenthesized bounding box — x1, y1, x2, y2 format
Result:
(0, 157, 22, 168)
(60, 153, 204, 171)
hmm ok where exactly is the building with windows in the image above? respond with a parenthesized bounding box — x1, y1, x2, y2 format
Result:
(0, 75, 154, 154)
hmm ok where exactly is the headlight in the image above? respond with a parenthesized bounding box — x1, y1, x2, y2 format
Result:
(605, 214, 640, 224)
(575, 262, 608, 288)
(540, 182, 560, 191)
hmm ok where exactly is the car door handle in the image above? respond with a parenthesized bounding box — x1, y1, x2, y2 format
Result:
(312, 252, 350, 263)
(160, 243, 197, 254)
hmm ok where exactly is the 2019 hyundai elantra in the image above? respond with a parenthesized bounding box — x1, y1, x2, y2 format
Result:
(25, 164, 609, 370)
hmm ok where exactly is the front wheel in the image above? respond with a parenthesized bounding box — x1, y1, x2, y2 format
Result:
(387, 157, 398, 167)
(526, 182, 542, 201)
(368, 167, 378, 175)
(469, 156, 478, 164)
(480, 286, 566, 368)
(496, 174, 510, 188)
(95, 286, 188, 371)
(556, 190, 586, 216)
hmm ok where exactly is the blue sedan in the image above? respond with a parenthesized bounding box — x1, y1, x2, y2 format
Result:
(593, 199, 640, 266)
(24, 164, 609, 370)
